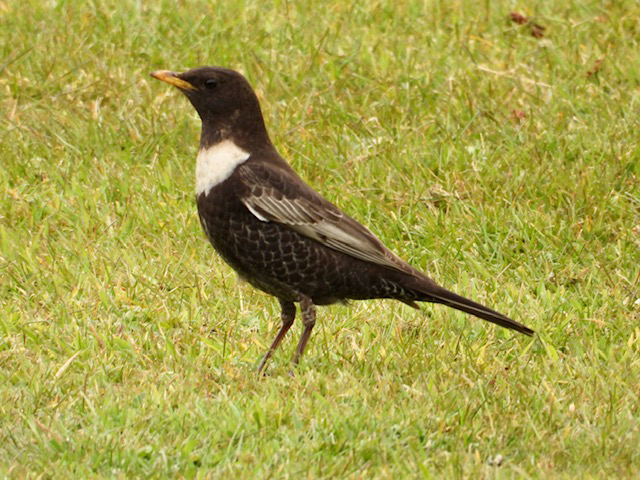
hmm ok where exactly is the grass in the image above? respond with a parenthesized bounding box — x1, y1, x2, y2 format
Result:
(1, 0, 639, 477)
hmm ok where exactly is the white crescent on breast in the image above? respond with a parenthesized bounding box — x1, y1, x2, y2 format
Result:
(195, 140, 250, 196)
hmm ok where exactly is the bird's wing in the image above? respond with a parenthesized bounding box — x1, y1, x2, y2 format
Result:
(237, 161, 414, 275)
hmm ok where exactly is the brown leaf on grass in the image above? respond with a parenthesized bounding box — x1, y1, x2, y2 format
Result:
(511, 109, 527, 123)
(530, 23, 546, 38)
(586, 58, 604, 77)
(509, 12, 528, 25)
(509, 12, 546, 38)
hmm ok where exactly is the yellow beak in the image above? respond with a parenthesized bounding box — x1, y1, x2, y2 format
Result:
(150, 70, 196, 91)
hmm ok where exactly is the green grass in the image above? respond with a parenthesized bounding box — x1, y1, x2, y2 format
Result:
(1, 0, 639, 477)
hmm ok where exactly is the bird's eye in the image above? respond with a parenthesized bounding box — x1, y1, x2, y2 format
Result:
(204, 78, 218, 89)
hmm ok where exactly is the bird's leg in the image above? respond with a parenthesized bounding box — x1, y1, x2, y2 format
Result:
(257, 299, 296, 375)
(292, 295, 316, 367)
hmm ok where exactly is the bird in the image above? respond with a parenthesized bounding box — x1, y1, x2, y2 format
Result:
(150, 66, 534, 373)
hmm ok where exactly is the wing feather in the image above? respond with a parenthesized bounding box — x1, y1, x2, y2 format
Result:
(238, 162, 413, 275)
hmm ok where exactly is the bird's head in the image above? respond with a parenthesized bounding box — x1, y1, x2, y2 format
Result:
(151, 67, 259, 118)
(150, 66, 269, 147)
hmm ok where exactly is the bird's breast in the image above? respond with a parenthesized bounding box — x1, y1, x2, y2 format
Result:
(195, 139, 250, 197)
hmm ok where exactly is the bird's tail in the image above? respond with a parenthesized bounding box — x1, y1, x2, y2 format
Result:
(408, 277, 534, 335)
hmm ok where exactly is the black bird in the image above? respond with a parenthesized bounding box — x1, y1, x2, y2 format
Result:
(150, 67, 534, 373)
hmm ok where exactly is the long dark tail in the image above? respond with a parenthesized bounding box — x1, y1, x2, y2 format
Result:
(428, 286, 533, 335)
(406, 276, 534, 335)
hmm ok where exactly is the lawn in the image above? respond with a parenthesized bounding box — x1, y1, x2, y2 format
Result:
(1, 0, 639, 477)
